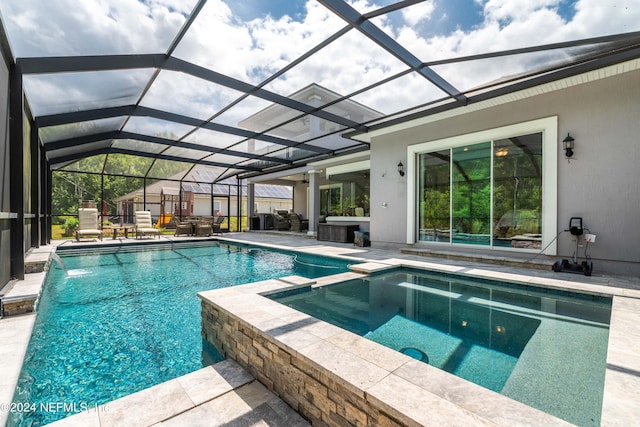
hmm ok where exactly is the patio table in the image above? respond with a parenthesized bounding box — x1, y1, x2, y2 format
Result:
(110, 226, 130, 239)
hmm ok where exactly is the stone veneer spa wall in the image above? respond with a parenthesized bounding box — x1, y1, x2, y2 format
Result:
(199, 274, 571, 427)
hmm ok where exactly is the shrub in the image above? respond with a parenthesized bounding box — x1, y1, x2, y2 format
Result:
(63, 217, 79, 237)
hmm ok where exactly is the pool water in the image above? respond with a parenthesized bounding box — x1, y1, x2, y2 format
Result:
(272, 268, 612, 427)
(9, 243, 351, 427)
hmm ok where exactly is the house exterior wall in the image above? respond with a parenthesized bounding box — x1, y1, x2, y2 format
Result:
(370, 68, 640, 276)
(292, 182, 308, 216)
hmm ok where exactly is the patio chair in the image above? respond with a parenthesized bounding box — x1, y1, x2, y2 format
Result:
(76, 208, 103, 241)
(272, 212, 290, 230)
(171, 217, 193, 236)
(195, 217, 214, 237)
(134, 211, 160, 239)
(211, 215, 226, 235)
(290, 213, 309, 232)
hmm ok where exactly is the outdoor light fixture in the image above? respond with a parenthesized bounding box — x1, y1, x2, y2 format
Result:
(562, 133, 575, 158)
(495, 147, 509, 157)
(397, 161, 405, 177)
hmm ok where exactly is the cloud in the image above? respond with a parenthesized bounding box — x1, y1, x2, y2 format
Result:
(482, 0, 562, 23)
(402, 1, 436, 26)
(393, 0, 640, 92)
(0, 0, 194, 56)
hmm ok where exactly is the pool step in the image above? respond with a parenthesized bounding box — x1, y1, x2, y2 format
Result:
(0, 272, 45, 317)
(401, 246, 554, 270)
(1, 246, 55, 317)
(24, 246, 54, 273)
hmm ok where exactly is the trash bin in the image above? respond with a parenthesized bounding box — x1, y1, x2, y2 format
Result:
(353, 231, 370, 247)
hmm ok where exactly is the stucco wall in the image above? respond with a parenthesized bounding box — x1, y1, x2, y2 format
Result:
(370, 68, 640, 276)
(292, 181, 308, 216)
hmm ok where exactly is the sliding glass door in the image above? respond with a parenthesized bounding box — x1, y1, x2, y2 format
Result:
(417, 132, 542, 250)
(452, 142, 491, 245)
(492, 134, 543, 248)
(418, 149, 450, 242)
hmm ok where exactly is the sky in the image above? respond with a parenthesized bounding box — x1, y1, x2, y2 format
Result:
(1, 0, 639, 139)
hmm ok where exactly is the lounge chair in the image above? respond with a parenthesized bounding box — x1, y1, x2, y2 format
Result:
(135, 211, 160, 239)
(76, 208, 103, 241)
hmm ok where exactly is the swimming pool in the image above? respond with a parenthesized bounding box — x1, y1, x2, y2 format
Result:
(9, 242, 351, 427)
(271, 268, 612, 426)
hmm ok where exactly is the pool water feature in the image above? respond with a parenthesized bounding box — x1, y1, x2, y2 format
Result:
(271, 268, 612, 426)
(9, 243, 351, 427)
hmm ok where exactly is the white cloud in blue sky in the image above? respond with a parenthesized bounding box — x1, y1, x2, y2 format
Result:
(402, 1, 436, 26)
(1, 0, 639, 123)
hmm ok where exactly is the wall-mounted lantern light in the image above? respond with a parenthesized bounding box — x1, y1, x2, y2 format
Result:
(397, 161, 405, 177)
(495, 147, 509, 157)
(562, 133, 575, 159)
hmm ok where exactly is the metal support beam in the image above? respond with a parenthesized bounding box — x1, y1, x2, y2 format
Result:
(236, 178, 242, 232)
(143, 177, 147, 212)
(100, 173, 105, 225)
(17, 54, 168, 74)
(42, 129, 298, 164)
(30, 119, 40, 248)
(38, 105, 333, 155)
(36, 105, 136, 127)
(47, 146, 263, 171)
(246, 183, 255, 229)
(166, 0, 207, 56)
(318, 0, 466, 104)
(41, 155, 50, 245)
(9, 63, 24, 280)
(46, 165, 52, 244)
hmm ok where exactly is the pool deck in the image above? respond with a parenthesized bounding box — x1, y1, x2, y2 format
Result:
(1, 232, 639, 426)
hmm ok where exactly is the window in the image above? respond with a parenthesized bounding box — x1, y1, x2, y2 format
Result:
(409, 117, 557, 253)
(320, 184, 342, 216)
(324, 160, 370, 218)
